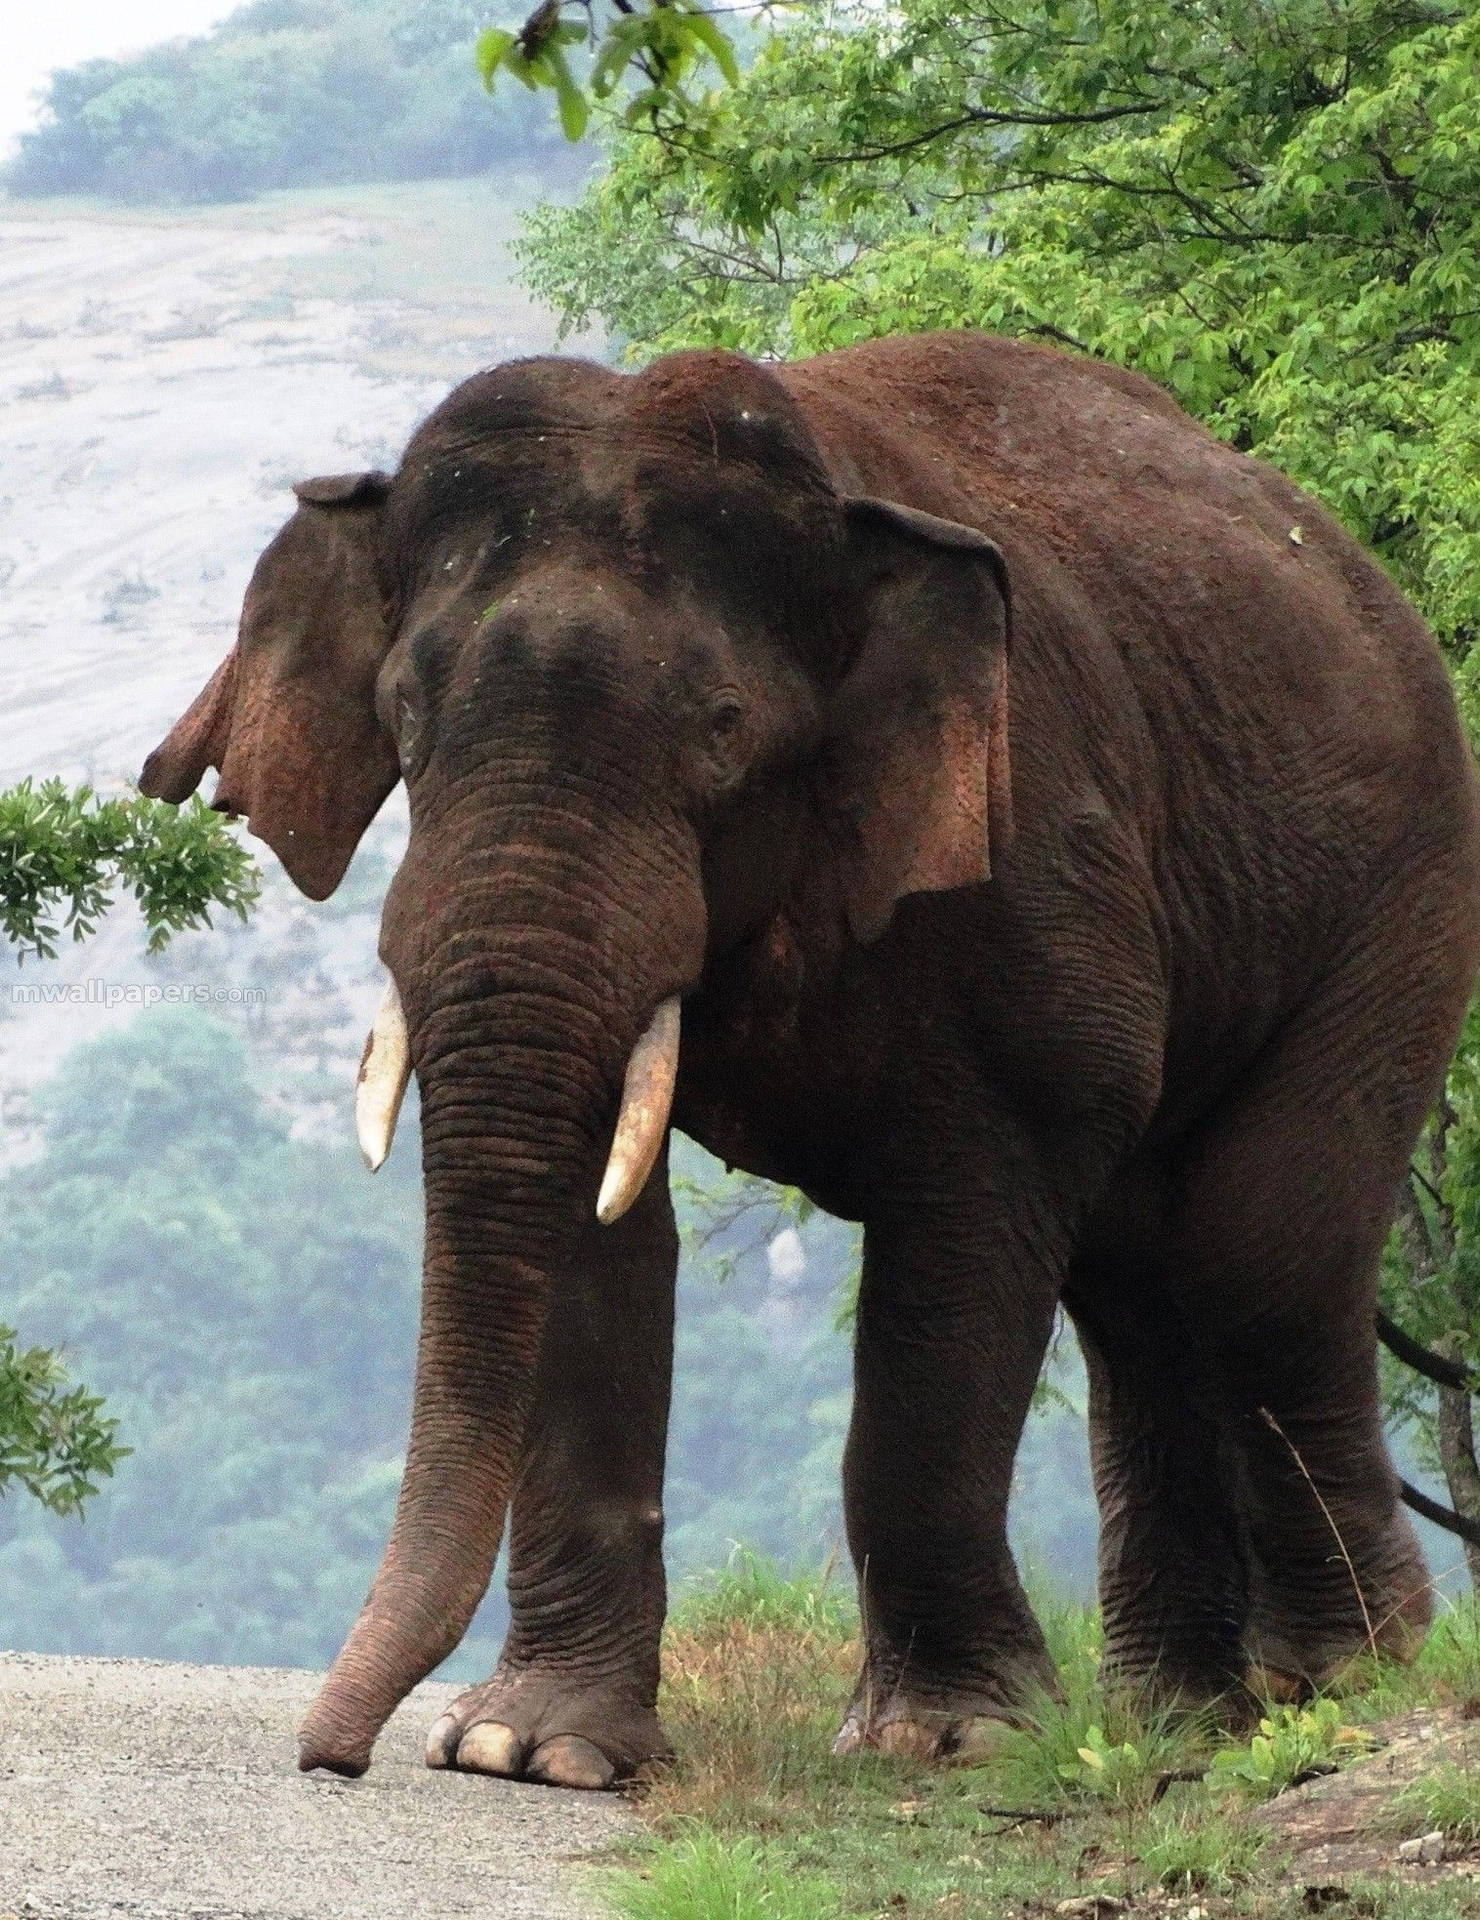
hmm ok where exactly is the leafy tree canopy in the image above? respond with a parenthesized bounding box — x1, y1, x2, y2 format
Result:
(6, 0, 574, 202)
(521, 0, 1480, 688)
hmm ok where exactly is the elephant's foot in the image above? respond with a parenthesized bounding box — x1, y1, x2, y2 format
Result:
(1097, 1628, 1249, 1717)
(832, 1650, 1047, 1763)
(424, 1664, 668, 1790)
(1242, 1515, 1434, 1696)
(832, 1696, 1021, 1763)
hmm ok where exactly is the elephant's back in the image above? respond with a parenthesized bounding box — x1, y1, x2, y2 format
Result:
(784, 329, 1473, 864)
(783, 331, 1480, 1080)
(783, 332, 1433, 708)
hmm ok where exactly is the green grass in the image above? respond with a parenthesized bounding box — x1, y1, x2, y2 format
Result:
(667, 1546, 857, 1641)
(1395, 1763, 1480, 1846)
(605, 1561, 1480, 1920)
(986, 1652, 1198, 1815)
(1139, 1804, 1269, 1892)
(1347, 1595, 1480, 1721)
(607, 1832, 843, 1920)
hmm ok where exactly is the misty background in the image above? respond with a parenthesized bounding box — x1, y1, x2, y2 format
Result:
(0, 0, 1456, 1683)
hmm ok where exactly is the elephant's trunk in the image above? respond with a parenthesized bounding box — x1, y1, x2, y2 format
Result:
(299, 809, 703, 1775)
(356, 979, 681, 1220)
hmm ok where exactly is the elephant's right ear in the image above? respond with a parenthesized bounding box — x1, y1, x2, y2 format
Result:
(140, 472, 399, 901)
(822, 497, 1013, 945)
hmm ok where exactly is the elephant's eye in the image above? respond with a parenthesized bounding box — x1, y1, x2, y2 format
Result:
(707, 695, 746, 749)
(701, 692, 749, 791)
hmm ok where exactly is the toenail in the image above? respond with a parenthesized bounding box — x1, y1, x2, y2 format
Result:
(457, 1721, 523, 1776)
(526, 1734, 616, 1791)
(425, 1712, 459, 1768)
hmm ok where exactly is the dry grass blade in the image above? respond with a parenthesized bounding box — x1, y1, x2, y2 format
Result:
(1258, 1405, 1378, 1658)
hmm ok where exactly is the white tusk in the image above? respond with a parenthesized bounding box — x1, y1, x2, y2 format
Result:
(596, 996, 680, 1225)
(356, 979, 412, 1172)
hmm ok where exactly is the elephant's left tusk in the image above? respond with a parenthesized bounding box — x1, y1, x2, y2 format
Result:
(356, 979, 411, 1172)
(596, 996, 680, 1225)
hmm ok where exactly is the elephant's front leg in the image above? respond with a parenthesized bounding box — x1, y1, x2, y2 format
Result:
(425, 1140, 677, 1790)
(835, 1174, 1062, 1760)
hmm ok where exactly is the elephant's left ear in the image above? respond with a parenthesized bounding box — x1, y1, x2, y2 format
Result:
(824, 496, 1013, 945)
(140, 471, 399, 901)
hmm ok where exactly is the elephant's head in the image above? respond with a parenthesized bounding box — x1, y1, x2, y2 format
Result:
(140, 350, 1012, 1773)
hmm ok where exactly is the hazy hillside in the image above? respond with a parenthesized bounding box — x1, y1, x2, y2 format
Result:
(0, 179, 588, 1110)
(5, 0, 579, 203)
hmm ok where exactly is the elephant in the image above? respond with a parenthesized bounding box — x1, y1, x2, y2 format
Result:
(141, 330, 1480, 1790)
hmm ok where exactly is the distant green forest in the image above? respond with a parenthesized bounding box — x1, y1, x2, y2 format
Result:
(0, 1005, 1099, 1679)
(5, 0, 572, 204)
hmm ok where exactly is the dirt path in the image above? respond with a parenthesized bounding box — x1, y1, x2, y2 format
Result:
(0, 1651, 632, 1919)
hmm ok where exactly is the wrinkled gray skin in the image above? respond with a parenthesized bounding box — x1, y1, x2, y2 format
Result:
(143, 333, 1480, 1790)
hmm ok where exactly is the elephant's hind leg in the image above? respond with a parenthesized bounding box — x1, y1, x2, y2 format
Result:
(425, 1142, 677, 1790)
(1164, 926, 1471, 1691)
(1064, 1257, 1250, 1704)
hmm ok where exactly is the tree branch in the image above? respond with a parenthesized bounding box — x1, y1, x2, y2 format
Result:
(808, 95, 1167, 166)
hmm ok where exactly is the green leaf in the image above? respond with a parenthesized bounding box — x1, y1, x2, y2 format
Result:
(1, 1323, 128, 1516)
(592, 16, 650, 97)
(682, 6, 740, 85)
(475, 27, 518, 87)
(546, 47, 590, 141)
(502, 44, 541, 90)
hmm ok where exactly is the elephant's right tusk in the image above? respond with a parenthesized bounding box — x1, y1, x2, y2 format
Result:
(356, 979, 412, 1172)
(596, 996, 680, 1225)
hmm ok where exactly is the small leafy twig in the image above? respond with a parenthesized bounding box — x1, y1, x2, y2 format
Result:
(0, 1326, 129, 1516)
(0, 778, 258, 962)
(477, 0, 751, 143)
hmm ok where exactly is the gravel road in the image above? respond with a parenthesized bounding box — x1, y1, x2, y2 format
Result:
(0, 1652, 632, 1919)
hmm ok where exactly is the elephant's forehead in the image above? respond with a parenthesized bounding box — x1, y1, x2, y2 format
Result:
(389, 423, 622, 567)
(392, 352, 837, 545)
(391, 423, 839, 612)
(409, 348, 819, 461)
